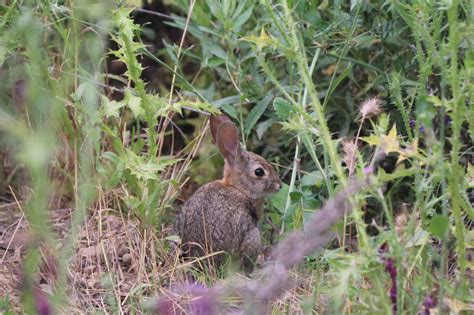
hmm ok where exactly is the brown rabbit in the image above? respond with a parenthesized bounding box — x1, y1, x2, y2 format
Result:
(173, 114, 282, 272)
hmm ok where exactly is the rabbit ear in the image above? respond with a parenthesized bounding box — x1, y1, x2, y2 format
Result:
(210, 114, 240, 163)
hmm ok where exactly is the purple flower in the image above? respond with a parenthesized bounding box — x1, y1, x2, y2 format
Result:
(154, 283, 217, 315)
(379, 243, 397, 313)
(409, 119, 426, 133)
(34, 288, 52, 315)
(363, 165, 374, 175)
(444, 115, 452, 126)
(422, 295, 435, 315)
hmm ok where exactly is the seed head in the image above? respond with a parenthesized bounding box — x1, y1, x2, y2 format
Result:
(342, 139, 359, 174)
(359, 97, 382, 119)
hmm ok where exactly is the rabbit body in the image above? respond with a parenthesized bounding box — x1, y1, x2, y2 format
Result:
(174, 115, 281, 271)
(174, 180, 262, 268)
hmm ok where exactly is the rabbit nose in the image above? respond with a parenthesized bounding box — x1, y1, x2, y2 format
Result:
(275, 181, 282, 190)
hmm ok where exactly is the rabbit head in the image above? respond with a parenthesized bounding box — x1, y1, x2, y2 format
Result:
(210, 114, 282, 200)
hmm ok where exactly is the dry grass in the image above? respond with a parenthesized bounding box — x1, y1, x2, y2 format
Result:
(0, 188, 184, 313)
(0, 175, 360, 314)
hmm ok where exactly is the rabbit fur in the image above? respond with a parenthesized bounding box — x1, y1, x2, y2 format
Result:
(173, 114, 282, 271)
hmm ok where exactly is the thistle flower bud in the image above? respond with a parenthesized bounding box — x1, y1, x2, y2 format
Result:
(359, 97, 382, 119)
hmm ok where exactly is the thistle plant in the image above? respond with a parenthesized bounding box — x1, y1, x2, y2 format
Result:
(0, 0, 472, 313)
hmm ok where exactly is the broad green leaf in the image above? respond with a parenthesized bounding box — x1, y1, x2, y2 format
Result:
(125, 90, 144, 118)
(244, 94, 272, 136)
(206, 0, 223, 20)
(101, 95, 125, 118)
(222, 0, 233, 18)
(428, 215, 450, 239)
(209, 43, 228, 60)
(206, 57, 225, 68)
(290, 191, 303, 202)
(301, 171, 324, 187)
(233, 4, 253, 30)
(221, 104, 238, 120)
(270, 183, 289, 213)
(232, 0, 247, 19)
(256, 119, 273, 139)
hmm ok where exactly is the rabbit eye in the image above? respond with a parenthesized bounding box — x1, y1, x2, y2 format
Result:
(254, 167, 265, 177)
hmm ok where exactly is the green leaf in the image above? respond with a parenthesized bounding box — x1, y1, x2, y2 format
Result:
(301, 171, 324, 187)
(416, 97, 436, 130)
(212, 95, 241, 108)
(207, 43, 228, 60)
(108, 160, 125, 187)
(122, 149, 180, 181)
(428, 215, 450, 239)
(206, 57, 225, 68)
(324, 64, 352, 103)
(273, 97, 293, 120)
(124, 90, 144, 118)
(405, 229, 430, 248)
(290, 191, 303, 201)
(221, 104, 238, 120)
(101, 95, 125, 118)
(101, 151, 119, 162)
(256, 119, 272, 139)
(270, 183, 289, 213)
(222, 0, 232, 18)
(242, 28, 278, 49)
(164, 41, 179, 66)
(233, 4, 253, 30)
(360, 134, 380, 146)
(71, 82, 88, 101)
(244, 94, 272, 136)
(232, 0, 247, 19)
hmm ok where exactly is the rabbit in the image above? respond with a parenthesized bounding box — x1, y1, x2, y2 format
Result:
(173, 114, 282, 272)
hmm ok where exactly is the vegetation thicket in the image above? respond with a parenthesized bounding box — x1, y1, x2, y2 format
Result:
(0, 0, 472, 313)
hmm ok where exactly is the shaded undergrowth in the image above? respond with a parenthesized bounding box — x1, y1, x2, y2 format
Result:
(0, 0, 472, 314)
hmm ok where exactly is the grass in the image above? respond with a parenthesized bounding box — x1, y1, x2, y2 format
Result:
(0, 0, 472, 314)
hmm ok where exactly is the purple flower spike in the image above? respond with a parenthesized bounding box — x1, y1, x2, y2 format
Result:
(379, 243, 397, 313)
(187, 283, 217, 315)
(34, 288, 52, 315)
(189, 293, 217, 315)
(422, 295, 435, 315)
(154, 282, 217, 315)
(155, 297, 175, 315)
(363, 165, 374, 175)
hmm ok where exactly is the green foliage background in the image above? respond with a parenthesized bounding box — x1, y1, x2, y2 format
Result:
(0, 0, 472, 313)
